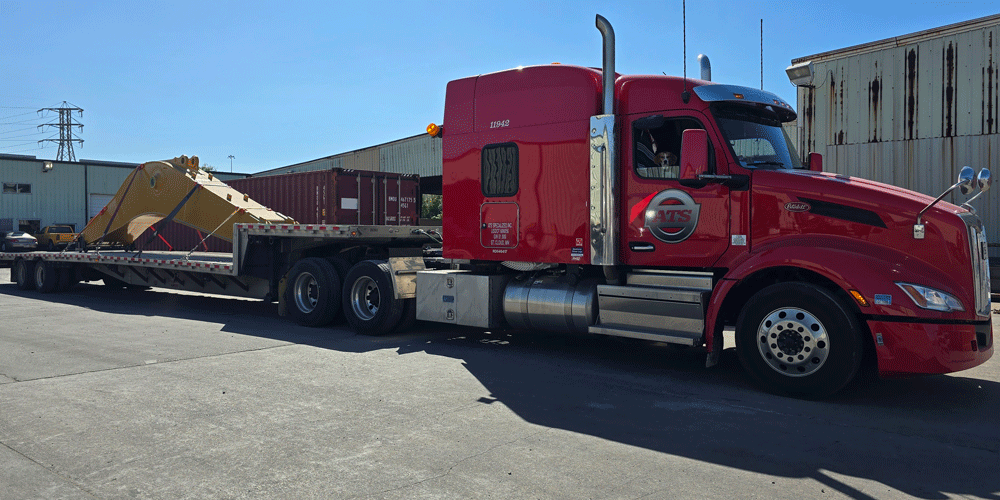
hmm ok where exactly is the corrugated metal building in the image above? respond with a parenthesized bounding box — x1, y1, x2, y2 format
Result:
(0, 153, 248, 234)
(254, 134, 444, 194)
(789, 14, 1000, 250)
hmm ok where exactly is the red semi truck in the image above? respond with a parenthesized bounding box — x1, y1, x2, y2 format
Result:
(2, 15, 993, 397)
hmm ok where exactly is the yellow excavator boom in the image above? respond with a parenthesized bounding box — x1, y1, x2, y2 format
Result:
(79, 155, 296, 247)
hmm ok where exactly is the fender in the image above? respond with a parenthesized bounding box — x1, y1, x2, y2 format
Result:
(725, 235, 971, 319)
(703, 235, 974, 359)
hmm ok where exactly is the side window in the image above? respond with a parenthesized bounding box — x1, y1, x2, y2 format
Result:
(633, 117, 704, 180)
(481, 143, 519, 197)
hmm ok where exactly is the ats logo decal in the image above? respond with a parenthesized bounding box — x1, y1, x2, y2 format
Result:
(784, 201, 811, 212)
(644, 189, 701, 243)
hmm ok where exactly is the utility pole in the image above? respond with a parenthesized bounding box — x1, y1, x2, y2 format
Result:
(228, 155, 235, 172)
(38, 101, 84, 162)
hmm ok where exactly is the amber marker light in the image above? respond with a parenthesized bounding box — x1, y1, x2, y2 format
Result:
(733, 93, 745, 99)
(427, 123, 441, 137)
(849, 290, 870, 307)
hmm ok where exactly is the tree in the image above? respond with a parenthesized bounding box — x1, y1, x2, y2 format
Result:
(200, 164, 217, 172)
(422, 194, 442, 219)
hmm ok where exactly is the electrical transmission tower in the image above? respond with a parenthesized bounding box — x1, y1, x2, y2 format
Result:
(38, 101, 83, 161)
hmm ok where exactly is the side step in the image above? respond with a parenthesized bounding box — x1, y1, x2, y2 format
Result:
(589, 270, 712, 346)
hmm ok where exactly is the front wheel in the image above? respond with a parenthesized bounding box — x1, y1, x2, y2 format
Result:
(735, 282, 864, 398)
(342, 260, 405, 336)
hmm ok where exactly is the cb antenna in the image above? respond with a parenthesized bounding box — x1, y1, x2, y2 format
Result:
(681, 0, 690, 103)
(760, 19, 764, 90)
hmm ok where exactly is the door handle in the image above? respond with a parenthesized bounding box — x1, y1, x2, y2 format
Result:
(629, 242, 655, 252)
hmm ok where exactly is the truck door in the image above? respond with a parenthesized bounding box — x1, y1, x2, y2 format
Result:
(621, 111, 731, 268)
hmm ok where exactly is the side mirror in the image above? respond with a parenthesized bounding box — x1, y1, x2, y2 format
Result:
(958, 166, 975, 195)
(977, 168, 991, 192)
(679, 129, 709, 180)
(807, 152, 823, 172)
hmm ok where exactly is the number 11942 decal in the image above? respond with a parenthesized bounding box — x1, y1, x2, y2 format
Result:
(489, 120, 510, 129)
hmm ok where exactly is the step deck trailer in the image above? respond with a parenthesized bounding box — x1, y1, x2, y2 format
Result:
(2, 223, 440, 303)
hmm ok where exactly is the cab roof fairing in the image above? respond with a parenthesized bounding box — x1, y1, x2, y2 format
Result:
(692, 84, 797, 122)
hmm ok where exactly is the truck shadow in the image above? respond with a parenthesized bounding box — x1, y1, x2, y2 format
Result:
(4, 282, 998, 499)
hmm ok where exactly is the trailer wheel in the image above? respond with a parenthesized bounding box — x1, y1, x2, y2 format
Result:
(34, 261, 59, 293)
(736, 282, 863, 398)
(285, 258, 340, 327)
(342, 260, 404, 336)
(14, 259, 34, 291)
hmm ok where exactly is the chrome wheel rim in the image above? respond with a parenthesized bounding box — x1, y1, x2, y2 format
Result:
(350, 276, 379, 321)
(757, 307, 830, 377)
(34, 264, 44, 288)
(292, 272, 319, 313)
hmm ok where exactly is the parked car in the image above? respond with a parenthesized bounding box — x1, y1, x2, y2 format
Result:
(1, 232, 38, 252)
(35, 225, 77, 251)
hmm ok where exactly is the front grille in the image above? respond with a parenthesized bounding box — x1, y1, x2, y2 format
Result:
(960, 213, 991, 318)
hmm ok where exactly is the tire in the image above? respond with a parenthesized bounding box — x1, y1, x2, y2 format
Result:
(285, 258, 340, 327)
(14, 259, 34, 290)
(47, 240, 56, 252)
(329, 257, 352, 285)
(1, 241, 7, 252)
(735, 282, 863, 398)
(34, 261, 59, 293)
(342, 260, 405, 336)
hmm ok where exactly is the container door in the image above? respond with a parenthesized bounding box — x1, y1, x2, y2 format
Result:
(620, 111, 731, 268)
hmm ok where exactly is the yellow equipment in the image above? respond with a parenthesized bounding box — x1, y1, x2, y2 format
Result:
(79, 155, 296, 247)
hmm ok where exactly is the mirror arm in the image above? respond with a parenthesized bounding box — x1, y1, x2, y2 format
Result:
(916, 182, 961, 226)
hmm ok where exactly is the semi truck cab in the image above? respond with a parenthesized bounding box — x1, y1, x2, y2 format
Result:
(433, 15, 992, 396)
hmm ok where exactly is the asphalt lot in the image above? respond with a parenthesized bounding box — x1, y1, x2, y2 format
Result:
(1, 266, 998, 499)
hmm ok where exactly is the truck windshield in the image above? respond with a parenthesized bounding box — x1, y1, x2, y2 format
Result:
(712, 103, 802, 170)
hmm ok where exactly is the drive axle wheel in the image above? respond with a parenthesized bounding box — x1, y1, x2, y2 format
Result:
(342, 260, 404, 336)
(736, 282, 863, 398)
(285, 258, 340, 327)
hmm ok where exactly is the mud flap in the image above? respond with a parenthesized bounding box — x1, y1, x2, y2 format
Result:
(706, 318, 725, 368)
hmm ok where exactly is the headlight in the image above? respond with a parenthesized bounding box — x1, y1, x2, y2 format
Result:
(895, 282, 965, 312)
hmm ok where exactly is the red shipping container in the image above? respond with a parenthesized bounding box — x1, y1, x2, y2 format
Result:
(226, 169, 420, 225)
(136, 169, 420, 252)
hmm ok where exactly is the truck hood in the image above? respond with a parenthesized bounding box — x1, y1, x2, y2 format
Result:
(749, 168, 979, 315)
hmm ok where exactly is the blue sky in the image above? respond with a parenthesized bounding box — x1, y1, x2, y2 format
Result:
(2, 1, 997, 173)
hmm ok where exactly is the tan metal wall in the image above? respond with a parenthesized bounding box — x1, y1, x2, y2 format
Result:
(340, 146, 379, 172)
(379, 135, 443, 177)
(793, 16, 1000, 249)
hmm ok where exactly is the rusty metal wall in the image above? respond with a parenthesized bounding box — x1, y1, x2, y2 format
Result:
(379, 134, 443, 177)
(793, 16, 1000, 249)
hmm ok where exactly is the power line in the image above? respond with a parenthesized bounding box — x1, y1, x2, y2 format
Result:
(37, 101, 83, 161)
(0, 131, 48, 140)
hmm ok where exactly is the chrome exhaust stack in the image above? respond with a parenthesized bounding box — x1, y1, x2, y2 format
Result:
(698, 54, 711, 81)
(595, 14, 615, 114)
(590, 14, 619, 281)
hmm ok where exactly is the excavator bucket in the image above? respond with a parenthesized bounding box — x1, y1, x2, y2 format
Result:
(79, 155, 296, 247)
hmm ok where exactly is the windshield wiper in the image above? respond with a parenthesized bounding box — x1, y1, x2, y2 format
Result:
(746, 160, 785, 168)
